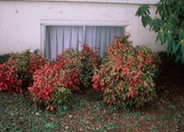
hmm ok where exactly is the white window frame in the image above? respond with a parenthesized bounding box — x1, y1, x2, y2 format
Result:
(40, 19, 128, 58)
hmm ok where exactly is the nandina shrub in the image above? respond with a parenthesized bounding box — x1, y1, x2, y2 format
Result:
(92, 35, 161, 107)
(0, 63, 22, 92)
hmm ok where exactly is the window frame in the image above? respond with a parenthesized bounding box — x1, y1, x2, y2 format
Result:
(40, 20, 128, 57)
(41, 24, 126, 59)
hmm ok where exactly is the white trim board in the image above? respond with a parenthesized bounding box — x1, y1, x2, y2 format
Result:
(1, 0, 160, 5)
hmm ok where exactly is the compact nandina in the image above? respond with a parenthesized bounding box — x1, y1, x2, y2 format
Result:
(92, 35, 161, 107)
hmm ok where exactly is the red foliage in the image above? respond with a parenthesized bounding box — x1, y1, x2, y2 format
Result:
(28, 63, 56, 102)
(28, 46, 101, 110)
(28, 50, 81, 110)
(0, 51, 48, 93)
(80, 44, 101, 68)
(91, 35, 161, 107)
(0, 63, 22, 92)
(29, 54, 48, 75)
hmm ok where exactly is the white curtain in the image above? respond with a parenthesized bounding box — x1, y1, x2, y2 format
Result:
(45, 26, 83, 60)
(45, 26, 124, 59)
(85, 26, 124, 56)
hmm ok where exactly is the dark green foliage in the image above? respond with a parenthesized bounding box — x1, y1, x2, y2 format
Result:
(136, 0, 184, 63)
(0, 54, 11, 64)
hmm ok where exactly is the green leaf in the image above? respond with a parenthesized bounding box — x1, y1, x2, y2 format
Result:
(180, 45, 184, 63)
(135, 5, 142, 17)
(171, 41, 180, 55)
(151, 18, 163, 32)
(179, 30, 184, 40)
(160, 32, 166, 44)
(142, 17, 147, 27)
(156, 33, 160, 42)
(167, 33, 173, 42)
(167, 43, 172, 55)
(136, 4, 151, 27)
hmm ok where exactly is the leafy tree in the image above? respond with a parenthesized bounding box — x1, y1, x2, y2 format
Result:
(136, 0, 184, 63)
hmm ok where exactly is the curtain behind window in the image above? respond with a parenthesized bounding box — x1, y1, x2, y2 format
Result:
(45, 26, 124, 60)
(45, 26, 83, 60)
(85, 26, 124, 56)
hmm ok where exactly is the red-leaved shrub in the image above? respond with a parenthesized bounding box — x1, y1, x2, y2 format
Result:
(28, 50, 81, 110)
(92, 35, 161, 107)
(79, 44, 101, 88)
(28, 46, 101, 110)
(29, 53, 48, 75)
(28, 62, 72, 110)
(0, 50, 48, 92)
(0, 63, 22, 92)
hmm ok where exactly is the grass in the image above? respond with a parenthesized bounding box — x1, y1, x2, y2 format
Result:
(0, 88, 183, 132)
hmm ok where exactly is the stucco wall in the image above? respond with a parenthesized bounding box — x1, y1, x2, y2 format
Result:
(0, 1, 167, 54)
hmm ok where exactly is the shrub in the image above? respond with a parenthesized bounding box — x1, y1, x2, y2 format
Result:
(7, 50, 47, 83)
(79, 44, 101, 88)
(0, 63, 22, 92)
(0, 50, 48, 92)
(6, 50, 31, 82)
(136, 0, 184, 63)
(28, 62, 73, 111)
(56, 49, 82, 91)
(56, 46, 101, 89)
(29, 53, 48, 76)
(28, 50, 81, 110)
(92, 35, 161, 107)
(28, 46, 101, 110)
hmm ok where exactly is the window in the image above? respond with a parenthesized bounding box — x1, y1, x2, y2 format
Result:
(44, 25, 125, 60)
